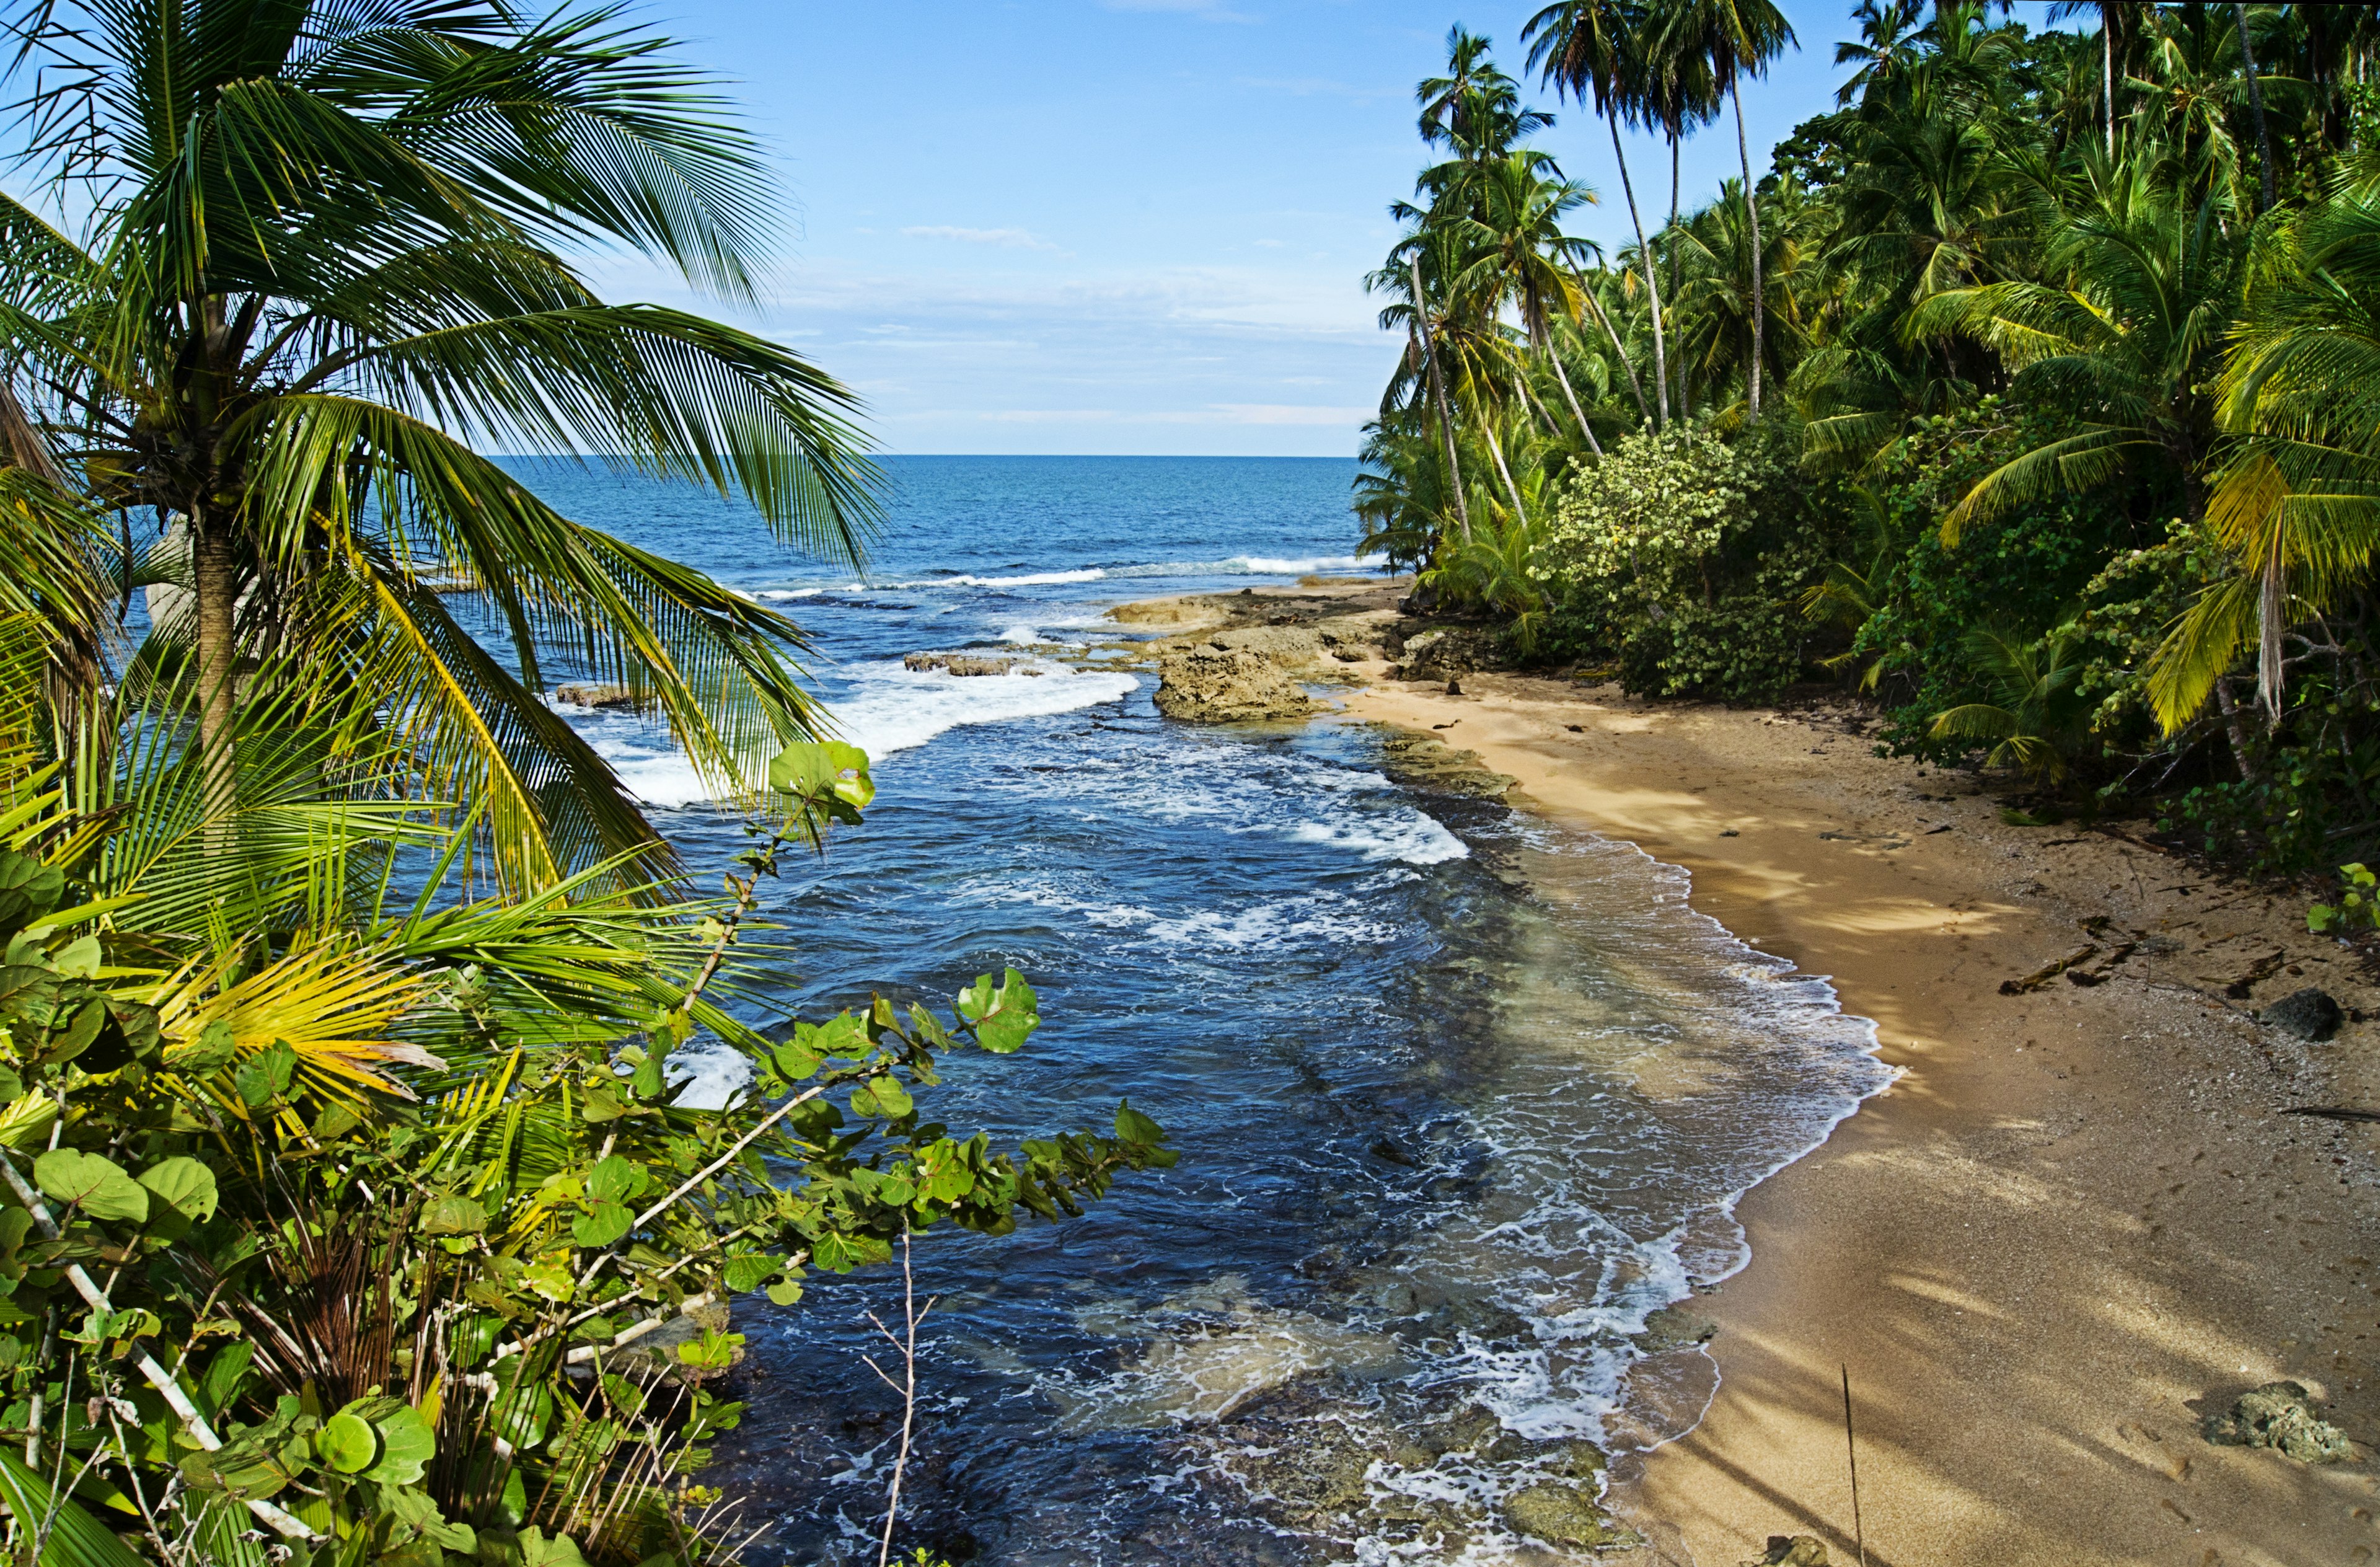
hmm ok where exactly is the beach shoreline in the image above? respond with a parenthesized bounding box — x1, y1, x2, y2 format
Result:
(1106, 584, 2380, 1565)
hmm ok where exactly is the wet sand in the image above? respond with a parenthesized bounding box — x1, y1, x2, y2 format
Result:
(1336, 669, 2380, 1567)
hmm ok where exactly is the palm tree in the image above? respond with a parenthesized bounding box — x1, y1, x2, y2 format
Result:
(1449, 151, 1617, 443)
(1929, 620, 2093, 782)
(1528, 0, 1676, 426)
(1693, 0, 1797, 420)
(1906, 150, 2242, 542)
(2234, 1, 2278, 212)
(2148, 190, 2380, 730)
(0, 0, 881, 898)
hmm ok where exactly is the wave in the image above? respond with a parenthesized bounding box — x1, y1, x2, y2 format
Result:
(564, 662, 1140, 808)
(749, 554, 1389, 599)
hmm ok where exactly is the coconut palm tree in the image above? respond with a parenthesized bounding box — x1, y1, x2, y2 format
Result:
(1528, 0, 1676, 425)
(1906, 147, 2242, 543)
(1691, 0, 1797, 419)
(0, 0, 881, 899)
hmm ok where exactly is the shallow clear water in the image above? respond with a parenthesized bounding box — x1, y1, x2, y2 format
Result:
(509, 457, 1887, 1565)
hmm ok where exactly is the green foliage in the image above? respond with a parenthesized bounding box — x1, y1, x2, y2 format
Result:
(2309, 864, 2380, 934)
(1538, 419, 1841, 701)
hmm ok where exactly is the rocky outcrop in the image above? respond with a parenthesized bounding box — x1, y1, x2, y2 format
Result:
(1500, 1480, 1629, 1550)
(553, 682, 646, 710)
(1740, 1537, 1830, 1567)
(1153, 645, 1314, 723)
(1393, 625, 1507, 682)
(1373, 730, 1516, 798)
(2204, 1380, 2354, 1462)
(904, 651, 1037, 677)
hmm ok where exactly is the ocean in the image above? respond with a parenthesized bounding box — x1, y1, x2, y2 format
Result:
(516, 456, 1888, 1565)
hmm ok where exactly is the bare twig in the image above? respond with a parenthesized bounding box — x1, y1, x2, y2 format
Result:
(1841, 1365, 1867, 1567)
(859, 1230, 935, 1567)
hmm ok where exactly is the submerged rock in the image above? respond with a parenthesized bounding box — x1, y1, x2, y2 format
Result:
(1741, 1537, 1829, 1567)
(1153, 645, 1315, 723)
(2203, 1380, 2353, 1462)
(1500, 1480, 1629, 1549)
(2260, 987, 2345, 1042)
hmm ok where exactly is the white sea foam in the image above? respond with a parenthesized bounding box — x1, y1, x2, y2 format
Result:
(1143, 897, 1396, 950)
(826, 661, 1140, 763)
(755, 587, 824, 601)
(1287, 811, 1470, 865)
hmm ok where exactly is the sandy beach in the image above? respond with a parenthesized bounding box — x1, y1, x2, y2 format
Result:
(1114, 585, 2380, 1565)
(1347, 671, 2380, 1567)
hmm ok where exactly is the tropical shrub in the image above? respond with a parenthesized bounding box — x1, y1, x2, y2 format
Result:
(1537, 419, 1841, 702)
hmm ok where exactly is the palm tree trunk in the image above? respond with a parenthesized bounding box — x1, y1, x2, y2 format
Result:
(1668, 131, 1686, 420)
(192, 517, 240, 818)
(2102, 6, 2116, 156)
(1733, 84, 1766, 421)
(1608, 116, 1670, 426)
(1410, 259, 1473, 544)
(2235, 1, 2276, 213)
(1482, 422, 1529, 526)
(1579, 287, 1652, 426)
(1542, 339, 1605, 457)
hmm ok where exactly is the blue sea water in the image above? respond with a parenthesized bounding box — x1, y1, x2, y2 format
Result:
(509, 457, 1886, 1565)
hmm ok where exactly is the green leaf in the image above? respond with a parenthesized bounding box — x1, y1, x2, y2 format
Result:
(765, 1279, 803, 1307)
(720, 1253, 785, 1293)
(421, 1196, 488, 1236)
(630, 1050, 666, 1099)
(51, 935, 99, 981)
(33, 1149, 148, 1224)
(959, 968, 1039, 1054)
(587, 1155, 646, 1205)
(767, 740, 875, 818)
(2311, 903, 2342, 932)
(317, 1410, 379, 1473)
(570, 1201, 632, 1249)
(869, 1074, 914, 1119)
(233, 1041, 298, 1108)
(1114, 1100, 1165, 1146)
(0, 1450, 149, 1566)
(364, 1405, 436, 1486)
(138, 1157, 220, 1224)
(518, 1526, 593, 1567)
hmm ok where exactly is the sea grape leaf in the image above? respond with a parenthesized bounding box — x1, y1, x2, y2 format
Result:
(34, 1149, 149, 1224)
(767, 741, 875, 819)
(317, 1410, 378, 1473)
(421, 1196, 487, 1235)
(570, 1201, 631, 1250)
(720, 1253, 783, 1294)
(138, 1156, 220, 1224)
(869, 1074, 913, 1118)
(364, 1405, 436, 1486)
(588, 1156, 645, 1204)
(1114, 1101, 1165, 1146)
(957, 968, 1038, 1053)
(233, 1041, 298, 1108)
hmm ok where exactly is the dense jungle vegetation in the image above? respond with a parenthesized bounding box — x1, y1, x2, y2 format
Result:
(1362, 0, 2380, 875)
(0, 0, 1170, 1562)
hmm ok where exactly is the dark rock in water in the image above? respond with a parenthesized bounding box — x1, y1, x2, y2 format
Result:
(2260, 987, 2344, 1042)
(1742, 1537, 1829, 1567)
(1641, 1304, 1719, 1353)
(553, 682, 645, 710)
(904, 651, 1016, 677)
(1500, 1481, 1629, 1549)
(1445, 679, 1463, 696)
(2203, 1380, 2353, 1462)
(1368, 1134, 1417, 1167)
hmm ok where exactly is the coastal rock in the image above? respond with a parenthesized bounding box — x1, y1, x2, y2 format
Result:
(598, 1297, 743, 1386)
(1205, 625, 1326, 667)
(1373, 731, 1516, 798)
(1641, 1305, 1719, 1353)
(553, 682, 646, 710)
(1741, 1537, 1829, 1567)
(1499, 1481, 1628, 1549)
(904, 651, 1029, 677)
(2203, 1380, 2354, 1462)
(2260, 987, 2345, 1042)
(1153, 645, 1314, 723)
(1395, 625, 1506, 681)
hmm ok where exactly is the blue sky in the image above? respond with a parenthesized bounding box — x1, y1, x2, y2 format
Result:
(626, 0, 1908, 456)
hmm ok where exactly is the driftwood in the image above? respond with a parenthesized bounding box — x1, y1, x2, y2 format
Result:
(2001, 944, 2099, 994)
(2283, 1106, 2380, 1124)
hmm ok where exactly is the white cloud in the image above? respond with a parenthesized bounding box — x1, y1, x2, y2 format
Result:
(899, 225, 1062, 252)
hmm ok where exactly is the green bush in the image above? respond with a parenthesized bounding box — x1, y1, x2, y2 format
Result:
(1537, 419, 1842, 702)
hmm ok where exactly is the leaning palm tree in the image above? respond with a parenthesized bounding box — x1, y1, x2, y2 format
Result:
(2147, 190, 2380, 731)
(1691, 0, 1796, 420)
(0, 0, 881, 898)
